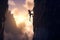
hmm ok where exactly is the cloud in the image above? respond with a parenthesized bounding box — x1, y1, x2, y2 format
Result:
(4, 13, 34, 40)
(5, 0, 34, 40)
(11, 8, 19, 14)
(4, 31, 14, 40)
(23, 0, 34, 10)
(8, 0, 15, 6)
(4, 22, 34, 40)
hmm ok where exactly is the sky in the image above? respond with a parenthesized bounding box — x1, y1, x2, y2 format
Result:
(8, 0, 34, 26)
(4, 0, 34, 40)
(8, 0, 34, 12)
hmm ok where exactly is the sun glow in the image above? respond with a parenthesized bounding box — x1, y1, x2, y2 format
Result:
(13, 14, 28, 27)
(10, 8, 34, 40)
(6, 0, 34, 40)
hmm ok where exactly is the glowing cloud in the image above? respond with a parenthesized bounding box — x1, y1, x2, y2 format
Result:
(5, 0, 34, 40)
(8, 0, 15, 6)
(13, 15, 27, 27)
(11, 8, 19, 15)
(24, 0, 34, 10)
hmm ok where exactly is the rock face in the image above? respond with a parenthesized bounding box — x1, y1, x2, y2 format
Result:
(33, 0, 60, 40)
(0, 0, 8, 40)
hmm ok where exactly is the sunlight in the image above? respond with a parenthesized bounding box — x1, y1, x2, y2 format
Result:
(13, 14, 27, 27)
